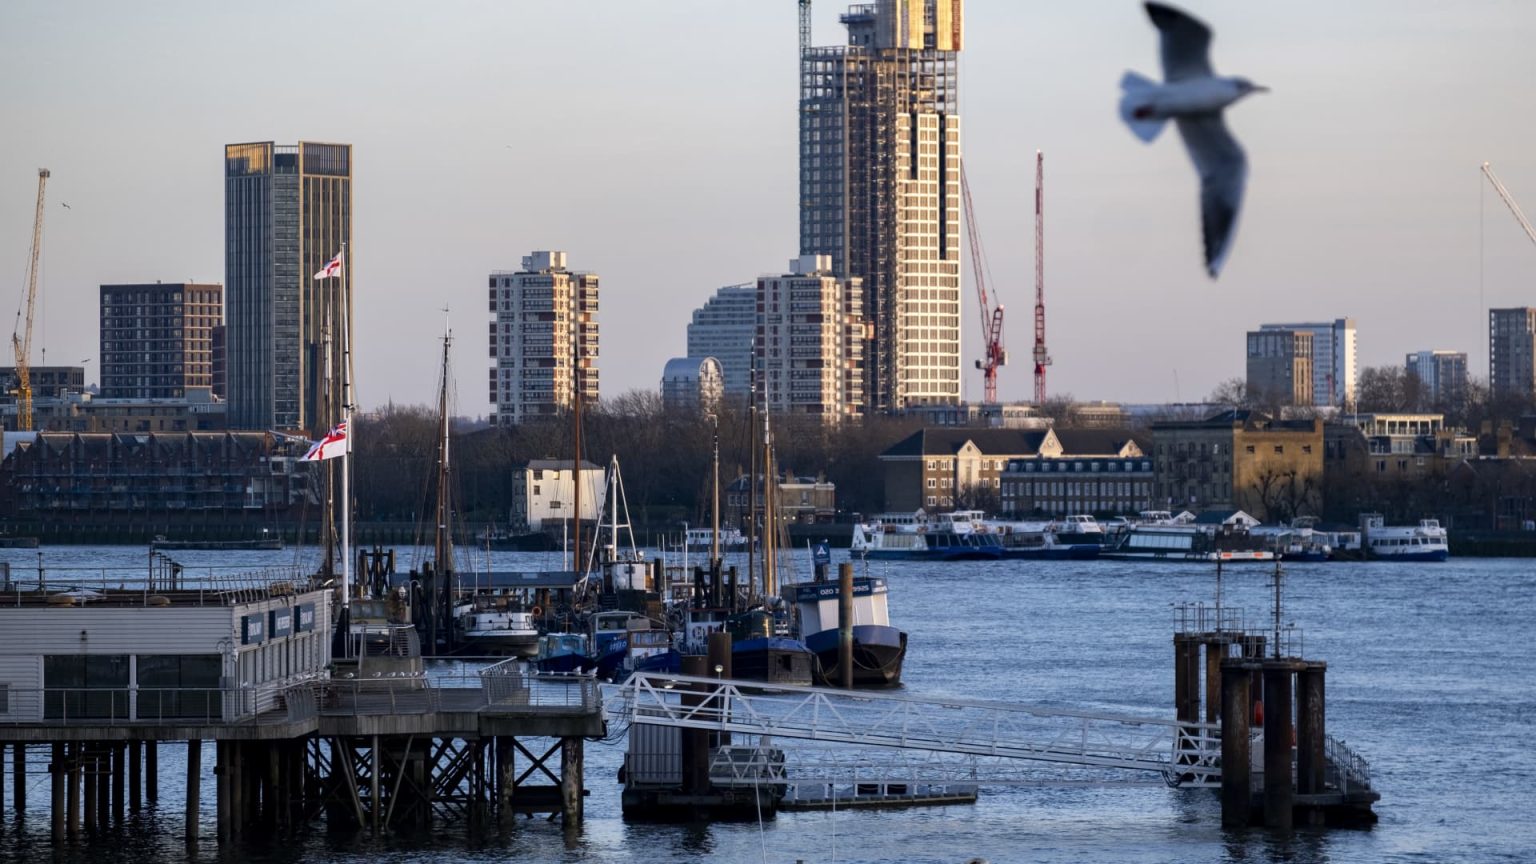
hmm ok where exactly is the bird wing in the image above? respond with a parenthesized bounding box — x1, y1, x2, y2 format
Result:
(1145, 3, 1213, 81)
(1174, 113, 1247, 278)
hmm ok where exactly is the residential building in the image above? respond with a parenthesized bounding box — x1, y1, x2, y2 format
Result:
(1247, 329, 1314, 407)
(879, 426, 1146, 513)
(756, 255, 866, 422)
(896, 402, 1044, 429)
(1151, 410, 1324, 521)
(510, 459, 603, 532)
(801, 0, 964, 411)
(687, 283, 757, 398)
(999, 430, 1155, 518)
(725, 473, 838, 530)
(1259, 318, 1356, 408)
(487, 251, 599, 426)
(1405, 350, 1468, 407)
(99, 283, 222, 400)
(224, 141, 352, 433)
(0, 430, 315, 520)
(0, 366, 84, 400)
(1489, 308, 1536, 399)
(660, 356, 724, 413)
(211, 324, 226, 399)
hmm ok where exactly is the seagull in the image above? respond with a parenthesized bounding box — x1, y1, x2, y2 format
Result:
(1120, 2, 1267, 278)
(60, 202, 71, 209)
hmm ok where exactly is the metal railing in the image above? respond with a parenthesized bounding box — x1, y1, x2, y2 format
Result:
(1173, 602, 1246, 635)
(0, 566, 314, 608)
(478, 658, 601, 711)
(1325, 734, 1373, 793)
(614, 673, 1223, 787)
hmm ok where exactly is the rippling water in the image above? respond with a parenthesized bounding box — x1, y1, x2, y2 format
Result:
(1, 547, 1532, 863)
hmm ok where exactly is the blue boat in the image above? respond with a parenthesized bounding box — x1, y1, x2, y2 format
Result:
(726, 610, 815, 686)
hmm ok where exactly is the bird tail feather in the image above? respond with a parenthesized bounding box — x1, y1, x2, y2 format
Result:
(1118, 71, 1166, 143)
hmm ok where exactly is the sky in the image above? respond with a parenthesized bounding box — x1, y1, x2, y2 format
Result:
(1, 1, 1534, 417)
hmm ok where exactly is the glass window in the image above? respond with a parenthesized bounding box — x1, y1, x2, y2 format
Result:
(137, 654, 221, 720)
(44, 655, 129, 720)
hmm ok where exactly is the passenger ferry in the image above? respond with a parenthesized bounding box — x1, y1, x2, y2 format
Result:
(982, 514, 1105, 560)
(1362, 515, 1449, 562)
(1100, 521, 1274, 563)
(850, 511, 1003, 561)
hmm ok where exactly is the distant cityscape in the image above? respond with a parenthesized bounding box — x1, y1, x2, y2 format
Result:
(4, 0, 1536, 539)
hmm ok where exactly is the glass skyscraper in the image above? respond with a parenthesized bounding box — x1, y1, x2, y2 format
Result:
(224, 141, 352, 433)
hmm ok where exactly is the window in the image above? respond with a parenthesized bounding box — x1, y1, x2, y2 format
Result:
(1302, 445, 1312, 454)
(1274, 446, 1284, 454)
(0, 683, 7, 714)
(44, 655, 129, 720)
(137, 655, 222, 721)
(927, 478, 936, 489)
(1245, 445, 1255, 454)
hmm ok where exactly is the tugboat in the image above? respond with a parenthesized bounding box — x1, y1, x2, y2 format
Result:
(791, 574, 906, 688)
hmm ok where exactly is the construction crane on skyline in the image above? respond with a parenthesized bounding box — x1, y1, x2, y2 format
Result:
(1033, 151, 1052, 406)
(1482, 162, 1536, 251)
(11, 168, 49, 432)
(960, 160, 1007, 404)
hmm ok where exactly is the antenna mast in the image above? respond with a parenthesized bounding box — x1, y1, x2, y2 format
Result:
(1033, 151, 1052, 406)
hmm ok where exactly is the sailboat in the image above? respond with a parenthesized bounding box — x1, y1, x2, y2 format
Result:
(723, 391, 815, 686)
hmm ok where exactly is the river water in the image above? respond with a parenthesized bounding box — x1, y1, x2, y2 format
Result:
(0, 546, 1531, 864)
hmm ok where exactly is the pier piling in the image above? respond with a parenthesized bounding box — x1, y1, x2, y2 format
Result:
(186, 740, 202, 841)
(145, 741, 157, 802)
(1262, 664, 1296, 831)
(12, 742, 24, 814)
(112, 743, 125, 825)
(49, 743, 64, 842)
(83, 747, 97, 833)
(1220, 661, 1254, 828)
(560, 737, 583, 826)
(129, 740, 142, 813)
(839, 562, 854, 689)
(1296, 662, 1327, 818)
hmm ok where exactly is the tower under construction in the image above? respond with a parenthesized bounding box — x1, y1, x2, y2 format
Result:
(800, 0, 964, 412)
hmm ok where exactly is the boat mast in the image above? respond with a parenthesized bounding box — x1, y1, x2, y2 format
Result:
(747, 362, 758, 599)
(762, 392, 776, 599)
(433, 314, 453, 581)
(337, 242, 352, 611)
(710, 412, 720, 567)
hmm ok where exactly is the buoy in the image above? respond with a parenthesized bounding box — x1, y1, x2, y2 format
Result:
(1253, 700, 1265, 726)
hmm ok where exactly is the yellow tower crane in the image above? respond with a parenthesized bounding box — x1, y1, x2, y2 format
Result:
(11, 168, 48, 432)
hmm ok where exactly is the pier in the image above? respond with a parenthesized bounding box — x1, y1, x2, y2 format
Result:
(0, 578, 604, 845)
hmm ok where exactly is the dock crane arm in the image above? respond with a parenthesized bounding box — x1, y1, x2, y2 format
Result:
(1481, 162, 1536, 251)
(960, 160, 1006, 404)
(12, 168, 48, 432)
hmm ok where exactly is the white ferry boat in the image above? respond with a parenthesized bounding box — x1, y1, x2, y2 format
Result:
(850, 511, 1003, 561)
(1362, 515, 1449, 562)
(982, 514, 1105, 560)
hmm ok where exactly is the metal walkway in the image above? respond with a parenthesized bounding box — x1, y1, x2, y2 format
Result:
(610, 674, 1221, 788)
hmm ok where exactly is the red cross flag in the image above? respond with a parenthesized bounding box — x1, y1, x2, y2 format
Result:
(313, 250, 344, 280)
(301, 421, 349, 461)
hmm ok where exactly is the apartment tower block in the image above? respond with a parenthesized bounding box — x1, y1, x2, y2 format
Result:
(488, 251, 599, 426)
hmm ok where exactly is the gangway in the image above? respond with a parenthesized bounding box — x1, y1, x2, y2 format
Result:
(609, 673, 1221, 788)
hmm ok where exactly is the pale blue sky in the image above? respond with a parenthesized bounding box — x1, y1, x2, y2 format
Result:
(2, 1, 1533, 415)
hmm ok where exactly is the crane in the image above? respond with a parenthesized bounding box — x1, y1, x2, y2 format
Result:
(1032, 152, 1056, 405)
(960, 160, 1006, 404)
(12, 168, 49, 432)
(798, 0, 811, 58)
(1482, 162, 1536, 251)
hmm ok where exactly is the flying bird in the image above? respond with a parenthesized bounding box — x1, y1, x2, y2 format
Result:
(1120, 2, 1267, 278)
(60, 202, 71, 209)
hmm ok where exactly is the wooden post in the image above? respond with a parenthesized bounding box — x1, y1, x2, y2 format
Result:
(559, 737, 583, 826)
(495, 737, 513, 822)
(838, 562, 854, 689)
(1220, 661, 1252, 828)
(229, 742, 243, 840)
(1262, 665, 1295, 830)
(129, 740, 142, 813)
(1296, 662, 1327, 801)
(370, 736, 380, 837)
(112, 742, 125, 824)
(66, 743, 80, 838)
(50, 743, 65, 842)
(83, 747, 98, 833)
(185, 739, 202, 841)
(145, 741, 158, 802)
(12, 742, 24, 814)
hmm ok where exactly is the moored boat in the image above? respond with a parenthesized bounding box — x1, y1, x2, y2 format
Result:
(851, 511, 1003, 562)
(790, 576, 906, 688)
(1362, 515, 1449, 562)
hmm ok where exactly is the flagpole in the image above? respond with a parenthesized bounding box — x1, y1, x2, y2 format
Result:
(339, 241, 351, 612)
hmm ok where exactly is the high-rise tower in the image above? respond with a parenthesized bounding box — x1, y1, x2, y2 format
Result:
(224, 141, 352, 433)
(800, 0, 963, 412)
(488, 251, 600, 426)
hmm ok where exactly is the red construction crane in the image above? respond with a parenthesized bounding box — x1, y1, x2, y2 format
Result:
(1033, 151, 1052, 406)
(960, 161, 1006, 404)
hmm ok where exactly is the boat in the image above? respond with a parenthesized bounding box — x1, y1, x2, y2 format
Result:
(0, 535, 39, 549)
(151, 535, 281, 551)
(1100, 520, 1274, 563)
(1250, 517, 1333, 562)
(452, 594, 540, 656)
(533, 632, 596, 675)
(685, 525, 747, 552)
(789, 575, 906, 688)
(850, 511, 1004, 561)
(1362, 515, 1449, 562)
(983, 514, 1104, 560)
(725, 608, 815, 686)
